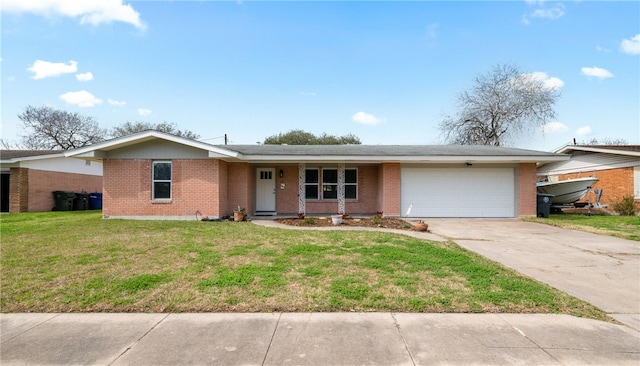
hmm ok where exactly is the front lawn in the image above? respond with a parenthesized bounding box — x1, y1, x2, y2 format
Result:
(525, 213, 640, 241)
(0, 212, 607, 320)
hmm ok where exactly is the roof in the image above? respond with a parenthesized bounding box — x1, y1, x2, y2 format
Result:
(556, 145, 640, 157)
(219, 144, 565, 163)
(66, 130, 568, 164)
(0, 150, 63, 163)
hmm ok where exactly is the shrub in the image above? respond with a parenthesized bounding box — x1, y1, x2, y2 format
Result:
(612, 196, 637, 216)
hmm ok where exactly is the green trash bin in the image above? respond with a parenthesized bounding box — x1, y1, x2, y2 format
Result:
(537, 193, 554, 218)
(53, 191, 76, 211)
(73, 192, 89, 210)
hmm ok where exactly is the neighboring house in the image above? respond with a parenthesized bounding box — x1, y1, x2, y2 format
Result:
(537, 145, 640, 209)
(0, 150, 103, 213)
(65, 130, 567, 219)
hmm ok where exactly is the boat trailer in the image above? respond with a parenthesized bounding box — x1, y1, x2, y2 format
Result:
(551, 188, 609, 214)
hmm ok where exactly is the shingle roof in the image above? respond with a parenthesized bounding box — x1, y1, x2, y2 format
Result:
(0, 150, 61, 160)
(215, 144, 560, 157)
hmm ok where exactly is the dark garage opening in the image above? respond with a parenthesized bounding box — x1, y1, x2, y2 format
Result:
(1, 173, 9, 212)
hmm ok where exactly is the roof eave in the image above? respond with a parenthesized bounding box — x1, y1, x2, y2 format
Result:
(234, 154, 569, 163)
(557, 145, 640, 157)
(65, 130, 240, 159)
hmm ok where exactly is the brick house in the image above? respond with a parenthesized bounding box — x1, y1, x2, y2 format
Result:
(537, 145, 640, 210)
(66, 130, 567, 219)
(0, 150, 103, 213)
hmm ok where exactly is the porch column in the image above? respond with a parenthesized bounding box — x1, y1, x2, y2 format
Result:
(338, 163, 345, 214)
(298, 163, 305, 214)
(9, 167, 29, 213)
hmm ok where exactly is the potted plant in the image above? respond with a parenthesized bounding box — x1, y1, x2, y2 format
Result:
(233, 206, 246, 222)
(414, 220, 428, 232)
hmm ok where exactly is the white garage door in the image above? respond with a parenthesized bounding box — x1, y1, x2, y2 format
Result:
(401, 167, 515, 218)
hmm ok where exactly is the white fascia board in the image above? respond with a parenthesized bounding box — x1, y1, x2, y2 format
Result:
(558, 146, 640, 157)
(66, 130, 240, 159)
(209, 150, 241, 159)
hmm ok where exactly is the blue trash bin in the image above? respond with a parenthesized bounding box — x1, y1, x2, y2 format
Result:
(88, 192, 103, 210)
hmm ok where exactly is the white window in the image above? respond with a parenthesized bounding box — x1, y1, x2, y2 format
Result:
(153, 161, 172, 199)
(304, 167, 358, 201)
(345, 168, 358, 200)
(322, 169, 338, 200)
(304, 169, 319, 200)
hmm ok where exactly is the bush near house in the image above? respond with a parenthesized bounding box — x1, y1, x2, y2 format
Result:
(612, 196, 638, 216)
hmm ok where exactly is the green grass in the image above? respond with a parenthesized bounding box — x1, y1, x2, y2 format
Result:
(525, 213, 640, 241)
(0, 211, 608, 320)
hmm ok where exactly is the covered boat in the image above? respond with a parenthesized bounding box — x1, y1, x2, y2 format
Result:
(536, 177, 599, 205)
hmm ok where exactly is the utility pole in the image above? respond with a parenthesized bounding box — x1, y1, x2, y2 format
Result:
(224, 134, 228, 145)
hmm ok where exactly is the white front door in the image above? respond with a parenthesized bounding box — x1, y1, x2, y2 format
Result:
(256, 168, 276, 213)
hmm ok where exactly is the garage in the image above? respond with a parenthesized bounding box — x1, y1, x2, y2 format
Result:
(401, 166, 515, 218)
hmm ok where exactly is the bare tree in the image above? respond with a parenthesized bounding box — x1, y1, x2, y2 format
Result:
(18, 106, 106, 150)
(439, 64, 560, 146)
(110, 121, 200, 140)
(583, 137, 629, 146)
(264, 129, 361, 145)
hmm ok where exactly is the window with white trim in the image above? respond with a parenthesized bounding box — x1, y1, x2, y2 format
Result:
(304, 168, 319, 200)
(152, 161, 172, 199)
(322, 169, 338, 199)
(345, 168, 358, 199)
(304, 168, 358, 200)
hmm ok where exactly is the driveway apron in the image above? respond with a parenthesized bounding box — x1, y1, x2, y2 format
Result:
(427, 218, 640, 329)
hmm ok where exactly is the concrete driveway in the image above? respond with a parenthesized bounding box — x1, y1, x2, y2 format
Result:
(426, 218, 640, 330)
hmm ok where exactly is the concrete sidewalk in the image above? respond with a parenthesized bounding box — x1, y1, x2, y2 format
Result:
(2, 312, 639, 365)
(3, 219, 640, 365)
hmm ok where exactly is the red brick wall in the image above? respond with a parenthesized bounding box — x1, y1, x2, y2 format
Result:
(378, 163, 401, 216)
(9, 168, 102, 213)
(103, 159, 222, 218)
(226, 162, 254, 215)
(559, 167, 639, 210)
(518, 163, 537, 217)
(275, 165, 300, 214)
(9, 168, 28, 213)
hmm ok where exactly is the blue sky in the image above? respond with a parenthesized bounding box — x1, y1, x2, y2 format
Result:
(1, 1, 639, 151)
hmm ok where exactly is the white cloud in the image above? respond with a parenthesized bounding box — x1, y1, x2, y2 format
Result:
(76, 72, 93, 81)
(542, 122, 569, 134)
(352, 111, 385, 126)
(59, 90, 102, 107)
(108, 98, 126, 106)
(522, 2, 565, 24)
(2, 0, 146, 30)
(531, 3, 565, 20)
(620, 34, 640, 55)
(581, 66, 614, 79)
(576, 126, 592, 136)
(526, 71, 564, 90)
(28, 59, 77, 79)
(138, 108, 152, 117)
